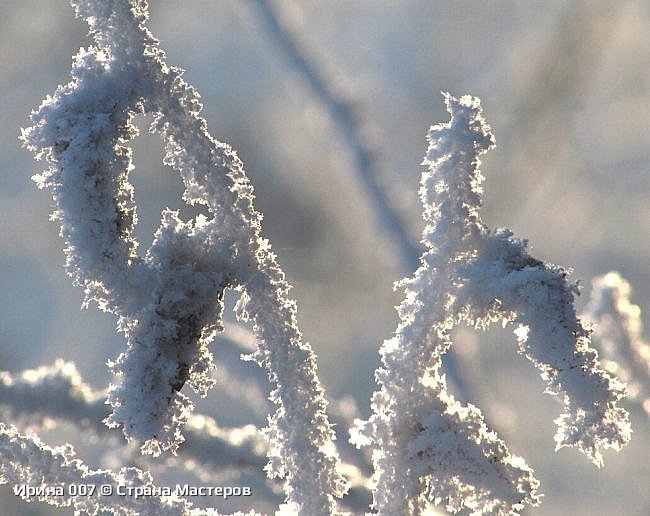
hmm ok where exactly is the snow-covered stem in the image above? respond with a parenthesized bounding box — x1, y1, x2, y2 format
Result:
(0, 360, 374, 511)
(0, 361, 267, 473)
(0, 423, 214, 515)
(0, 360, 107, 430)
(250, 0, 473, 407)
(16, 1, 635, 513)
(584, 272, 650, 415)
(352, 93, 630, 514)
(22, 0, 347, 512)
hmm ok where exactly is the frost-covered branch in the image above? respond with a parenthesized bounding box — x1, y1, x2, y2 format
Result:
(250, 0, 473, 409)
(15, 1, 637, 514)
(22, 0, 347, 512)
(0, 423, 210, 515)
(0, 360, 106, 430)
(0, 361, 267, 475)
(585, 272, 650, 415)
(249, 0, 419, 270)
(352, 93, 630, 514)
(0, 359, 375, 512)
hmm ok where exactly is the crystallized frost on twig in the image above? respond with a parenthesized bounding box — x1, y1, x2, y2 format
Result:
(0, 361, 267, 475)
(0, 421, 264, 515)
(0, 423, 202, 515)
(352, 93, 630, 514)
(250, 0, 473, 407)
(22, 0, 347, 512)
(585, 272, 650, 415)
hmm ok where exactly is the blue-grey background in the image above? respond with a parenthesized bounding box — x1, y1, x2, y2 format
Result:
(0, 1, 648, 514)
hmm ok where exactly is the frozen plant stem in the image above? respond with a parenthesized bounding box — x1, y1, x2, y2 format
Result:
(352, 93, 630, 515)
(585, 272, 650, 415)
(250, 0, 472, 405)
(250, 0, 420, 269)
(0, 361, 268, 475)
(14, 1, 634, 514)
(22, 0, 347, 513)
(0, 423, 196, 515)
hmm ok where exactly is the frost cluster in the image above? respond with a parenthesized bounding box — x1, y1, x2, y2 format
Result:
(352, 94, 630, 514)
(8, 1, 633, 514)
(21, 0, 347, 513)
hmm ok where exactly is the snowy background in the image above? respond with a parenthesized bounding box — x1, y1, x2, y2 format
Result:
(0, 1, 648, 514)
